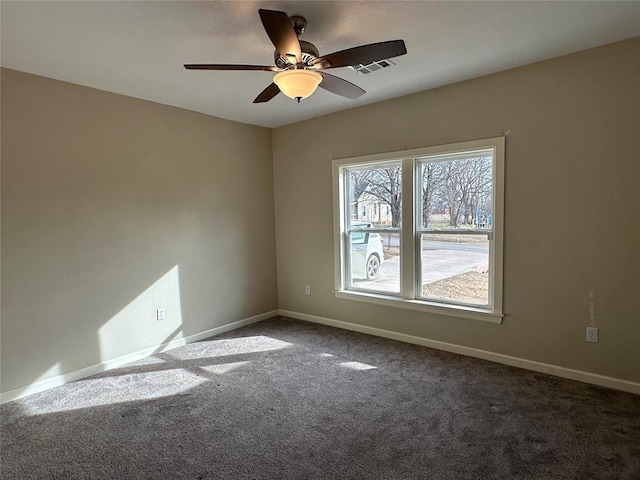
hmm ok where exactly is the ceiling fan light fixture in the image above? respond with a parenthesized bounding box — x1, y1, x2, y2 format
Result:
(273, 69, 322, 102)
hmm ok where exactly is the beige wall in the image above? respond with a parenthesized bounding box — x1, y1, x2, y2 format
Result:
(1, 69, 278, 393)
(273, 39, 640, 383)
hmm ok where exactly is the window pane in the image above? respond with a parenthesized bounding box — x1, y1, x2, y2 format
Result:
(418, 153, 492, 230)
(420, 233, 489, 305)
(348, 164, 402, 228)
(349, 232, 400, 294)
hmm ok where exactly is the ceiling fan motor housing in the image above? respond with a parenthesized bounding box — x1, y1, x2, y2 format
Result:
(274, 40, 319, 69)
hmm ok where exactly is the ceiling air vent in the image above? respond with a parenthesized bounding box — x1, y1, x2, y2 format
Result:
(349, 58, 396, 75)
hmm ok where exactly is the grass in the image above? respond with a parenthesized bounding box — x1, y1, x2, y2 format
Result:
(422, 233, 490, 245)
(422, 270, 488, 305)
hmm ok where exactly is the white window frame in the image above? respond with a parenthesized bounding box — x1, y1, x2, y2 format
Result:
(332, 137, 505, 323)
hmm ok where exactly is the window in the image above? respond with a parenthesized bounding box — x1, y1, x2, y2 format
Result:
(332, 137, 504, 322)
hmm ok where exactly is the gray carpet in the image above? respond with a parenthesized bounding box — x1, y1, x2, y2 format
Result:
(2, 316, 639, 480)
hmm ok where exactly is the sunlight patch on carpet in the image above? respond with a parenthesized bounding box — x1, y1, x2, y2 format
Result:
(22, 367, 209, 415)
(167, 336, 292, 360)
(339, 361, 377, 371)
(199, 361, 251, 375)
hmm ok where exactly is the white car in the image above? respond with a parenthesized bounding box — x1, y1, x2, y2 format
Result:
(350, 231, 385, 280)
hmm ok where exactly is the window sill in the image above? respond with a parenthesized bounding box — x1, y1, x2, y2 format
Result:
(334, 290, 503, 324)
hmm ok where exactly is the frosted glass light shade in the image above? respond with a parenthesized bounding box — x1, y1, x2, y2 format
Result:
(273, 70, 322, 101)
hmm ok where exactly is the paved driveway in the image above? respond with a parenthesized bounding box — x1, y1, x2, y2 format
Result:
(353, 247, 487, 293)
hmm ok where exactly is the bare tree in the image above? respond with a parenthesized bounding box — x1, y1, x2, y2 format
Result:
(349, 166, 402, 227)
(364, 167, 402, 227)
(348, 170, 372, 220)
(428, 156, 492, 228)
(421, 162, 447, 228)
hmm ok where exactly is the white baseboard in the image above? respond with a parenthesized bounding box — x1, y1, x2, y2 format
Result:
(1, 310, 278, 404)
(5, 308, 637, 403)
(279, 309, 640, 396)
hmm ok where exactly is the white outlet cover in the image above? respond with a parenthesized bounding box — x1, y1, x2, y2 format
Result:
(157, 308, 165, 321)
(586, 326, 598, 343)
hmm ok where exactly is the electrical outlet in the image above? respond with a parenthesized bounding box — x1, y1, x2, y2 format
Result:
(305, 285, 311, 296)
(586, 326, 598, 343)
(157, 308, 165, 321)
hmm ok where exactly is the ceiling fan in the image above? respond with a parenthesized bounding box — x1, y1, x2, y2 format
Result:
(184, 9, 407, 104)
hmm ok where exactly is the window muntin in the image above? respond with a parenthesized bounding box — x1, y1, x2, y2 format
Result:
(334, 137, 504, 320)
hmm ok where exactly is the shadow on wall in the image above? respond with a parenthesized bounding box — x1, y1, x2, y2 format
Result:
(1, 261, 186, 399)
(2, 194, 276, 401)
(98, 266, 184, 361)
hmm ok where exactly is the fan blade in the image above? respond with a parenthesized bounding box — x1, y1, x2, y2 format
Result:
(318, 72, 365, 99)
(313, 40, 407, 69)
(184, 64, 280, 72)
(259, 9, 301, 64)
(253, 83, 281, 103)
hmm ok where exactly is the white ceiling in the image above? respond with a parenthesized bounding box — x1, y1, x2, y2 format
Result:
(2, 1, 639, 128)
